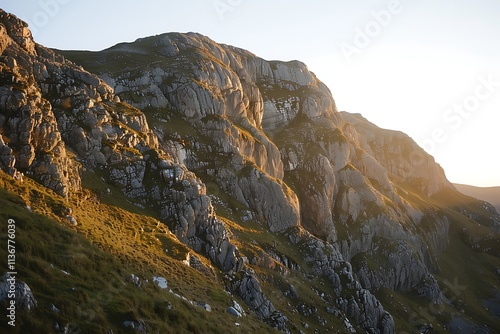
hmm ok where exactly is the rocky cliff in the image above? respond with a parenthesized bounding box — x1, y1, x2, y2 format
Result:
(68, 31, 454, 299)
(1, 9, 499, 334)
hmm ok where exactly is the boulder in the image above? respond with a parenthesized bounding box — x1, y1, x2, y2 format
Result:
(226, 306, 242, 317)
(0, 273, 37, 311)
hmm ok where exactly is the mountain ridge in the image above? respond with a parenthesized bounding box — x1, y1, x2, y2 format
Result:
(1, 9, 499, 333)
(454, 183, 500, 213)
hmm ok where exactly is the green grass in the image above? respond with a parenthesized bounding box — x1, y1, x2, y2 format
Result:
(0, 171, 275, 333)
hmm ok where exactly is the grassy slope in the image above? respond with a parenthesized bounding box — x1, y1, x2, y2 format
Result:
(0, 170, 273, 333)
(454, 183, 500, 213)
(430, 188, 500, 332)
(0, 168, 354, 333)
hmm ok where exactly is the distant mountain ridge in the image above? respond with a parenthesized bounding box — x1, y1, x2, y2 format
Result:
(454, 183, 500, 213)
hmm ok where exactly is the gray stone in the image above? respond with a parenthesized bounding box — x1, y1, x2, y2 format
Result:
(123, 319, 147, 334)
(0, 273, 37, 311)
(152, 276, 168, 289)
(198, 303, 212, 312)
(226, 306, 242, 317)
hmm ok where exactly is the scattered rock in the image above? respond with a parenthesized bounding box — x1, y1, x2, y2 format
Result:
(152, 276, 168, 289)
(123, 319, 147, 334)
(198, 302, 211, 312)
(226, 306, 242, 317)
(0, 273, 37, 311)
(419, 323, 434, 334)
(67, 215, 77, 226)
(129, 274, 141, 287)
(285, 284, 299, 299)
(265, 311, 290, 334)
(231, 300, 245, 316)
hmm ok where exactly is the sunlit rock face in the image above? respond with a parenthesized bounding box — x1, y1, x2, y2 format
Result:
(63, 31, 458, 328)
(0, 11, 238, 279)
(80, 32, 453, 236)
(0, 10, 81, 197)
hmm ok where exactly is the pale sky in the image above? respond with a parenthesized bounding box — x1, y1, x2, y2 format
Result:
(2, 0, 499, 187)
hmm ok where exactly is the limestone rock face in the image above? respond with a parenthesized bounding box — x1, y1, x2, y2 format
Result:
(0, 11, 79, 197)
(229, 272, 290, 333)
(340, 112, 453, 197)
(301, 234, 395, 334)
(0, 11, 237, 279)
(56, 31, 469, 333)
(85, 33, 304, 233)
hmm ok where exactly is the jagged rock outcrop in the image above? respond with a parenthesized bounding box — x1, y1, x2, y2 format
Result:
(0, 10, 238, 278)
(300, 234, 395, 333)
(228, 271, 290, 333)
(0, 11, 80, 197)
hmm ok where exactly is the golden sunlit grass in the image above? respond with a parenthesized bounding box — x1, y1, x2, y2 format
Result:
(0, 170, 274, 333)
(1, 157, 498, 333)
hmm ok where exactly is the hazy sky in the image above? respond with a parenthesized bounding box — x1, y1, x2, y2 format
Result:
(2, 0, 500, 186)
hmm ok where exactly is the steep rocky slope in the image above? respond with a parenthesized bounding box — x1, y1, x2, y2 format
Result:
(62, 32, 457, 300)
(1, 10, 499, 333)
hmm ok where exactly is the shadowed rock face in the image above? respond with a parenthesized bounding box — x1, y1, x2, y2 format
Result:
(2, 9, 499, 334)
